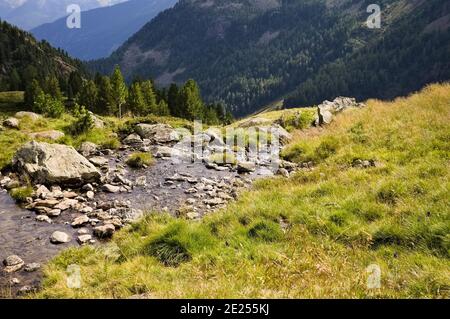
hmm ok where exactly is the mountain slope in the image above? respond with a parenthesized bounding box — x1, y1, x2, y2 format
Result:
(31, 0, 177, 60)
(0, 19, 85, 91)
(0, 0, 126, 30)
(90, 0, 450, 116)
(36, 83, 450, 298)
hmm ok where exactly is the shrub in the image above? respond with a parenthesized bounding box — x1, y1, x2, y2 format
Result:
(33, 91, 65, 118)
(248, 220, 283, 242)
(314, 136, 340, 160)
(126, 152, 155, 168)
(9, 186, 33, 203)
(69, 104, 94, 135)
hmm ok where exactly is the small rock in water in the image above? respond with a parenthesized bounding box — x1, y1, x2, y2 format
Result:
(93, 224, 115, 238)
(135, 176, 147, 187)
(77, 234, 93, 245)
(71, 215, 90, 227)
(50, 231, 71, 244)
(237, 161, 256, 173)
(102, 184, 120, 193)
(35, 215, 52, 223)
(86, 191, 95, 199)
(3, 255, 24, 273)
(9, 278, 21, 286)
(47, 209, 62, 217)
(77, 228, 90, 235)
(82, 183, 94, 192)
(24, 263, 41, 272)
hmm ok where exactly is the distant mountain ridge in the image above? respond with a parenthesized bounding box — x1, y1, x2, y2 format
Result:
(0, 0, 126, 30)
(32, 0, 177, 60)
(0, 19, 85, 91)
(89, 0, 450, 116)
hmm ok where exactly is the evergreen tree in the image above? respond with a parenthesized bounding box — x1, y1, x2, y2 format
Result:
(127, 82, 146, 116)
(167, 83, 180, 116)
(141, 80, 158, 114)
(180, 79, 203, 121)
(44, 75, 63, 101)
(24, 79, 42, 107)
(110, 65, 128, 118)
(68, 71, 83, 99)
(9, 68, 21, 91)
(77, 80, 98, 112)
(156, 99, 170, 116)
(96, 76, 114, 115)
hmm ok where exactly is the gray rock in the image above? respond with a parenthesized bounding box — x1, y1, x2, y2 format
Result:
(135, 123, 180, 143)
(237, 161, 256, 173)
(3, 117, 19, 129)
(86, 191, 95, 199)
(78, 142, 98, 157)
(82, 183, 94, 192)
(315, 97, 365, 126)
(36, 215, 53, 223)
(15, 111, 42, 121)
(50, 231, 71, 244)
(88, 112, 105, 129)
(89, 156, 109, 167)
(71, 215, 90, 227)
(29, 130, 65, 141)
(123, 133, 143, 145)
(54, 198, 78, 211)
(77, 234, 92, 244)
(3, 255, 24, 273)
(93, 224, 115, 238)
(13, 141, 101, 186)
(102, 184, 120, 193)
(24, 263, 41, 272)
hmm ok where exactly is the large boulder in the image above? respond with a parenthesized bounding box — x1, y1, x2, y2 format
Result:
(13, 141, 100, 186)
(315, 97, 365, 126)
(135, 123, 180, 144)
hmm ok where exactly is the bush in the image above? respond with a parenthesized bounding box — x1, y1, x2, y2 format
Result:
(69, 104, 94, 135)
(314, 136, 340, 160)
(126, 152, 155, 168)
(248, 220, 283, 242)
(33, 91, 65, 118)
(9, 186, 33, 203)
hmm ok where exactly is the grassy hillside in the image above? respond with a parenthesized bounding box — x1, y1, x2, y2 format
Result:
(34, 83, 450, 298)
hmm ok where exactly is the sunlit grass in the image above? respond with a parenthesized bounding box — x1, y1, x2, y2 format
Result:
(27, 83, 450, 298)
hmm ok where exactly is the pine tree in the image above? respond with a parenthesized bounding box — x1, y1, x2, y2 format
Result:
(24, 79, 42, 107)
(156, 99, 170, 116)
(167, 83, 180, 116)
(68, 71, 83, 99)
(141, 80, 157, 114)
(9, 68, 21, 91)
(127, 82, 146, 116)
(77, 80, 98, 112)
(44, 75, 63, 101)
(110, 65, 128, 118)
(180, 79, 204, 121)
(96, 76, 114, 115)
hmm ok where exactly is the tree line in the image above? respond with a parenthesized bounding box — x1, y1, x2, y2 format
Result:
(25, 66, 233, 125)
